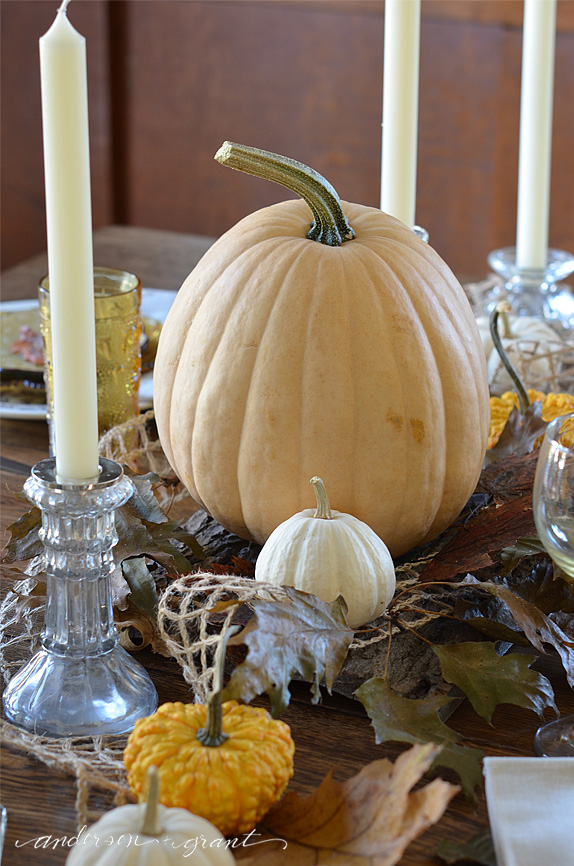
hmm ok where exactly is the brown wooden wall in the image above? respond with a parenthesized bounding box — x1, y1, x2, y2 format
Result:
(2, 0, 573, 282)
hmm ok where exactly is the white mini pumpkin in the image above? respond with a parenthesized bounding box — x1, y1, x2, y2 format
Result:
(254, 477, 396, 629)
(66, 766, 235, 865)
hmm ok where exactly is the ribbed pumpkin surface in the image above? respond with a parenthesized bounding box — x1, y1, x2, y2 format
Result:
(154, 199, 489, 556)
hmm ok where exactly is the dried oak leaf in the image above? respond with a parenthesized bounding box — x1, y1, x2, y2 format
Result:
(484, 403, 548, 466)
(355, 678, 483, 802)
(434, 828, 496, 866)
(223, 588, 355, 716)
(1, 505, 43, 564)
(464, 578, 574, 687)
(114, 473, 202, 572)
(432, 641, 557, 723)
(495, 548, 574, 613)
(236, 743, 458, 866)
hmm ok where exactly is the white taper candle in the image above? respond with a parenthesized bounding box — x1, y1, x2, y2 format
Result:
(381, 0, 421, 228)
(40, 0, 99, 482)
(516, 0, 557, 269)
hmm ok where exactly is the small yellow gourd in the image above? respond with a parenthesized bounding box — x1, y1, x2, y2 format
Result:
(489, 389, 574, 449)
(124, 638, 295, 838)
(66, 765, 235, 864)
(254, 476, 396, 629)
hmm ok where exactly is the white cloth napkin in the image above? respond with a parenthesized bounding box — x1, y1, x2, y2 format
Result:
(484, 756, 574, 866)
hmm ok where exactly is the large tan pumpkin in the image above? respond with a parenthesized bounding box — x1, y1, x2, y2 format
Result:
(154, 143, 489, 557)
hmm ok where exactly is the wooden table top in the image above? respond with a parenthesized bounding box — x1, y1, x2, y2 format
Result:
(1, 226, 573, 866)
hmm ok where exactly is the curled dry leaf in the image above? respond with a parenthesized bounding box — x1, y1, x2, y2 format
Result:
(223, 587, 355, 716)
(235, 743, 459, 865)
(355, 678, 483, 802)
(484, 402, 548, 465)
(116, 601, 170, 656)
(464, 578, 574, 687)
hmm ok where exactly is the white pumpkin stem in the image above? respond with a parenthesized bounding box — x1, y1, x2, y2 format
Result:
(141, 765, 163, 837)
(490, 302, 530, 413)
(215, 141, 355, 247)
(500, 308, 513, 339)
(311, 476, 332, 520)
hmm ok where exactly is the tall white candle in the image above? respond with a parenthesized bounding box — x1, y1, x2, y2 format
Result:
(516, 0, 557, 269)
(40, 0, 99, 482)
(381, 0, 421, 228)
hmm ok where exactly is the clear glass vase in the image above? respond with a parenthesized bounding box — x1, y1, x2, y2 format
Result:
(2, 457, 158, 737)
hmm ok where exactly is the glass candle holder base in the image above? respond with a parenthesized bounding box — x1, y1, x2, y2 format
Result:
(534, 715, 574, 757)
(3, 645, 157, 738)
(2, 457, 158, 738)
(486, 246, 574, 326)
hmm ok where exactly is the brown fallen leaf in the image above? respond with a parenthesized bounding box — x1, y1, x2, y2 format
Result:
(224, 588, 354, 715)
(235, 743, 459, 865)
(464, 578, 574, 687)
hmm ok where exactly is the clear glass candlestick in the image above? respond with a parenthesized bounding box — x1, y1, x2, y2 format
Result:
(2, 457, 158, 737)
(412, 225, 429, 243)
(487, 246, 574, 325)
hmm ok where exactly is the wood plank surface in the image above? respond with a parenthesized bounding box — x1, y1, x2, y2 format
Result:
(0, 225, 215, 301)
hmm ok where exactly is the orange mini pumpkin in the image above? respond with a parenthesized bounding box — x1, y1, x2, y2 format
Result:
(124, 699, 294, 838)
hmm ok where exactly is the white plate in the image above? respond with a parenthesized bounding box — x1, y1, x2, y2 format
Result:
(0, 288, 177, 421)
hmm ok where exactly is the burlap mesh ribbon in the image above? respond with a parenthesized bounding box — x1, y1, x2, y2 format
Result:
(0, 546, 435, 828)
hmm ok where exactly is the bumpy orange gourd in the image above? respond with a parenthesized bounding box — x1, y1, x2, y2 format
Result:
(124, 700, 295, 838)
(153, 143, 489, 557)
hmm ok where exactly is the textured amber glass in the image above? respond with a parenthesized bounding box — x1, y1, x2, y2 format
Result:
(39, 266, 142, 446)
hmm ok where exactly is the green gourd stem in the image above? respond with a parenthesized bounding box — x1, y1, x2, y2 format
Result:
(311, 476, 332, 520)
(215, 141, 355, 247)
(141, 765, 163, 837)
(196, 625, 241, 748)
(490, 302, 530, 413)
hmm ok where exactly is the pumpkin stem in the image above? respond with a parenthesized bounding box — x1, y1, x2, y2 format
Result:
(196, 624, 241, 748)
(140, 765, 163, 837)
(490, 301, 530, 413)
(310, 476, 332, 520)
(215, 141, 355, 247)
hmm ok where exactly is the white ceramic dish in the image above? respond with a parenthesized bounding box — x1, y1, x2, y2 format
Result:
(0, 288, 177, 421)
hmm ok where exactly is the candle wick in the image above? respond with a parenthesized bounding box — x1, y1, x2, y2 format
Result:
(57, 0, 72, 14)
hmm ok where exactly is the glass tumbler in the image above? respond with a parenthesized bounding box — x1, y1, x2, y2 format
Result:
(39, 266, 142, 451)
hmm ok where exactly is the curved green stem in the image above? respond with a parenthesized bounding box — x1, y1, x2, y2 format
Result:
(489, 302, 530, 413)
(196, 625, 241, 748)
(196, 694, 228, 748)
(310, 476, 332, 520)
(215, 141, 355, 247)
(141, 766, 163, 837)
